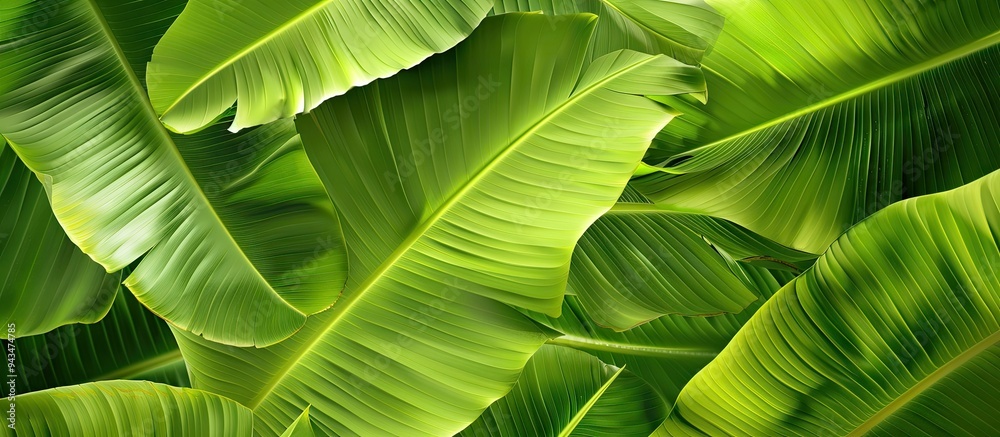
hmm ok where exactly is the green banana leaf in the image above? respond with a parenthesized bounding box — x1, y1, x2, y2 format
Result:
(538, 267, 794, 406)
(492, 0, 724, 65)
(12, 281, 187, 394)
(169, 13, 706, 436)
(460, 344, 667, 437)
(655, 213, 818, 273)
(1, 143, 118, 337)
(146, 0, 494, 133)
(1, 381, 252, 436)
(0, 0, 347, 347)
(661, 169, 1000, 435)
(279, 408, 314, 437)
(633, 0, 1000, 253)
(570, 188, 815, 330)
(506, 2, 796, 332)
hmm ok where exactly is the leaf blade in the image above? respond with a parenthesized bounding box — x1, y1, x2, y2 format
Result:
(0, 143, 117, 336)
(636, 0, 1000, 253)
(148, 0, 495, 133)
(1, 381, 252, 436)
(662, 170, 1000, 435)
(0, 0, 347, 346)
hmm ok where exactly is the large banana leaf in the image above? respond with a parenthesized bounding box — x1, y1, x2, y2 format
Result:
(1, 143, 118, 336)
(146, 0, 494, 133)
(492, 0, 724, 65)
(661, 169, 1000, 435)
(538, 267, 794, 406)
(300, 15, 705, 318)
(0, 0, 346, 347)
(170, 13, 706, 435)
(12, 281, 187, 394)
(633, 0, 1000, 253)
(460, 344, 667, 437)
(1, 381, 252, 436)
(570, 188, 815, 329)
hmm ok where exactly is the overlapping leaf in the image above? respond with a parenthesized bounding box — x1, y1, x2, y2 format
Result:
(1, 381, 252, 436)
(279, 408, 315, 437)
(1, 143, 118, 336)
(147, 0, 494, 133)
(460, 345, 667, 437)
(635, 0, 1000, 253)
(0, 0, 346, 347)
(570, 188, 814, 329)
(492, 0, 723, 65)
(12, 282, 188, 395)
(170, 13, 706, 435)
(661, 170, 1000, 435)
(538, 267, 794, 406)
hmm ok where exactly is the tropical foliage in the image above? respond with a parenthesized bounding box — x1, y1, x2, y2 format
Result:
(0, 0, 997, 436)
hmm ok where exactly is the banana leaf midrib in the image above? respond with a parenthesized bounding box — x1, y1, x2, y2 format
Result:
(849, 330, 1000, 436)
(606, 196, 793, 227)
(157, 0, 338, 118)
(18, 349, 185, 396)
(78, 0, 293, 310)
(244, 52, 663, 410)
(219, 134, 299, 191)
(89, 349, 184, 383)
(605, 202, 688, 214)
(548, 335, 719, 359)
(678, 29, 1000, 157)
